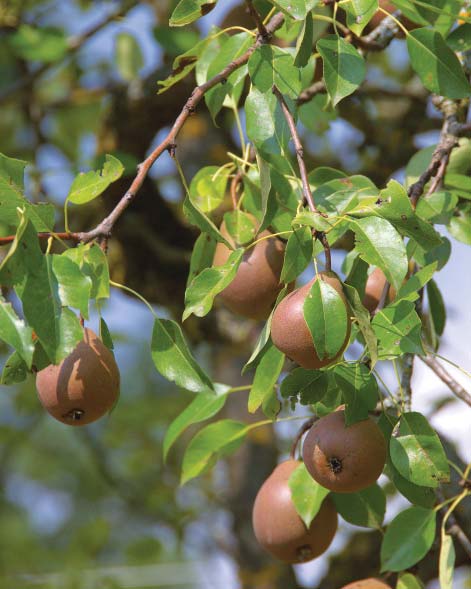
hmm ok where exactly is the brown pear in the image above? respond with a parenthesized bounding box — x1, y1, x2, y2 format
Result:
(252, 459, 338, 563)
(362, 268, 395, 313)
(36, 328, 120, 426)
(213, 217, 285, 320)
(303, 410, 387, 493)
(271, 273, 351, 369)
(340, 579, 391, 589)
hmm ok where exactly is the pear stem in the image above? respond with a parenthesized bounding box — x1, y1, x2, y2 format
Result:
(290, 416, 316, 460)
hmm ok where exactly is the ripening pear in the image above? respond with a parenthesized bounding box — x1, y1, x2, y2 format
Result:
(362, 268, 395, 313)
(340, 579, 391, 589)
(36, 328, 120, 426)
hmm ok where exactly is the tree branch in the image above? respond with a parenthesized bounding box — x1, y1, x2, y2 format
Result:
(244, 0, 269, 40)
(419, 354, 471, 408)
(0, 231, 80, 245)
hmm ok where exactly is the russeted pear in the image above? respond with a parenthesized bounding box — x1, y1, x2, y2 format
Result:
(36, 328, 120, 426)
(252, 459, 338, 563)
(340, 579, 391, 589)
(302, 410, 387, 493)
(213, 215, 285, 320)
(271, 272, 351, 369)
(362, 268, 395, 313)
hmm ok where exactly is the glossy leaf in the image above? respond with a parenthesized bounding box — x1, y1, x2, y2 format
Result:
(407, 29, 471, 99)
(67, 155, 124, 205)
(396, 262, 437, 303)
(416, 190, 458, 224)
(448, 202, 471, 245)
(0, 297, 34, 368)
(63, 243, 110, 300)
(52, 255, 92, 319)
(163, 392, 227, 461)
(169, 0, 217, 27)
(294, 12, 313, 67)
(334, 363, 378, 425)
(342, 283, 378, 367)
(333, 484, 386, 528)
(1, 351, 28, 385)
(223, 211, 257, 246)
(183, 197, 232, 248)
(427, 279, 446, 336)
(390, 412, 450, 487)
(181, 419, 247, 484)
(269, 0, 318, 20)
(183, 248, 243, 320)
(248, 342, 284, 414)
(289, 463, 329, 528)
(303, 277, 349, 360)
(372, 300, 424, 357)
(189, 166, 230, 213)
(380, 507, 436, 572)
(317, 35, 366, 106)
(151, 318, 214, 394)
(249, 45, 301, 99)
(343, 0, 378, 35)
(281, 226, 313, 283)
(280, 368, 330, 405)
(446, 23, 471, 52)
(187, 233, 217, 286)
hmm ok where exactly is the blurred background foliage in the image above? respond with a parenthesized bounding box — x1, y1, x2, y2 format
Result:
(0, 1, 470, 588)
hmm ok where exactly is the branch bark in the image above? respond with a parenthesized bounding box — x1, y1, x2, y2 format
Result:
(419, 354, 471, 408)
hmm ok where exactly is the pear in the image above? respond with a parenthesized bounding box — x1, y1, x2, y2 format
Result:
(362, 268, 395, 313)
(271, 272, 350, 369)
(213, 216, 285, 320)
(303, 410, 387, 493)
(36, 328, 120, 426)
(340, 579, 391, 589)
(252, 459, 338, 563)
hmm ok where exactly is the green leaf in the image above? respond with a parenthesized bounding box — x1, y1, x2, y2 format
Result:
(99, 317, 114, 351)
(395, 262, 437, 303)
(223, 211, 257, 246)
(9, 25, 68, 62)
(412, 236, 451, 271)
(0, 298, 34, 368)
(350, 217, 408, 292)
(52, 255, 92, 319)
(63, 243, 110, 300)
(248, 342, 284, 414)
(427, 279, 446, 336)
(187, 233, 216, 286)
(163, 392, 227, 461)
(407, 28, 471, 99)
(380, 507, 436, 572)
(397, 573, 425, 589)
(281, 226, 313, 283)
(67, 155, 124, 205)
(288, 463, 330, 528)
(115, 33, 143, 81)
(181, 419, 247, 484)
(415, 191, 458, 224)
(342, 283, 378, 367)
(0, 152, 27, 187)
(333, 484, 385, 528)
(317, 35, 366, 106)
(170, 0, 217, 26)
(334, 363, 378, 425)
(151, 318, 214, 394)
(372, 300, 424, 357)
(1, 351, 28, 385)
(157, 36, 210, 94)
(183, 197, 232, 247)
(269, 0, 318, 20)
(343, 0, 379, 35)
(189, 165, 230, 213)
(448, 202, 471, 245)
(280, 368, 331, 405)
(439, 533, 455, 589)
(183, 248, 243, 320)
(249, 45, 302, 100)
(304, 276, 349, 360)
(294, 12, 314, 67)
(446, 23, 471, 52)
(390, 412, 450, 487)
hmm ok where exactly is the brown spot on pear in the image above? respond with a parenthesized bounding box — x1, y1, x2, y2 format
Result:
(252, 459, 338, 563)
(303, 410, 387, 493)
(271, 272, 351, 369)
(36, 328, 120, 426)
(340, 579, 391, 589)
(213, 215, 285, 320)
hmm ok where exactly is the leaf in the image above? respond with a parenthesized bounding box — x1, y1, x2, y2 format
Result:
(303, 276, 349, 360)
(342, 283, 378, 367)
(317, 35, 366, 106)
(99, 317, 114, 352)
(407, 28, 471, 99)
(294, 12, 313, 67)
(63, 243, 110, 300)
(181, 419, 248, 484)
(288, 463, 330, 528)
(280, 368, 331, 405)
(223, 211, 257, 246)
(1, 351, 28, 385)
(397, 573, 425, 589)
(412, 236, 451, 271)
(350, 217, 408, 292)
(439, 533, 455, 589)
(343, 0, 379, 35)
(281, 226, 313, 283)
(187, 233, 216, 286)
(67, 155, 124, 205)
(380, 507, 436, 572)
(427, 279, 446, 336)
(163, 392, 227, 461)
(372, 300, 424, 357)
(183, 248, 244, 320)
(334, 363, 378, 425)
(183, 197, 232, 247)
(151, 318, 214, 394)
(157, 36, 210, 93)
(189, 165, 230, 213)
(390, 412, 450, 487)
(248, 45, 302, 100)
(446, 23, 471, 52)
(248, 342, 284, 414)
(333, 484, 385, 528)
(448, 202, 471, 245)
(9, 25, 68, 62)
(415, 190, 458, 224)
(0, 299, 34, 368)
(170, 0, 217, 26)
(395, 262, 437, 303)
(269, 0, 318, 20)
(52, 255, 92, 319)
(115, 33, 143, 81)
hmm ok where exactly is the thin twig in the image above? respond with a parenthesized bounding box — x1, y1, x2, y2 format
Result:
(419, 354, 471, 408)
(245, 0, 269, 40)
(290, 417, 316, 460)
(317, 232, 332, 273)
(400, 353, 414, 412)
(76, 12, 285, 244)
(0, 231, 80, 245)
